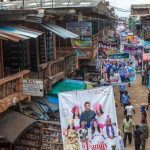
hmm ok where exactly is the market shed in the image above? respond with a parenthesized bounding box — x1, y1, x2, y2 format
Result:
(0, 110, 37, 143)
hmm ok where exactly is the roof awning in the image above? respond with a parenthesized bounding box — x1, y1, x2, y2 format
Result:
(0, 30, 29, 42)
(0, 25, 43, 40)
(41, 24, 79, 39)
(0, 110, 37, 143)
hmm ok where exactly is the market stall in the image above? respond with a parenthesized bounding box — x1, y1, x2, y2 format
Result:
(0, 110, 63, 150)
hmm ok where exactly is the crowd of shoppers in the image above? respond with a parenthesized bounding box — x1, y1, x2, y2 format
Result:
(118, 84, 149, 150)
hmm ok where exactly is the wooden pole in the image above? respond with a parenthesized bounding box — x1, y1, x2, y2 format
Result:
(22, 0, 24, 9)
(53, 33, 56, 60)
(0, 40, 4, 78)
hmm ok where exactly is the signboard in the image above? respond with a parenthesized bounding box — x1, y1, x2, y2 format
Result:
(59, 86, 120, 150)
(101, 59, 136, 84)
(99, 41, 118, 55)
(108, 53, 130, 59)
(22, 79, 44, 97)
(66, 22, 92, 48)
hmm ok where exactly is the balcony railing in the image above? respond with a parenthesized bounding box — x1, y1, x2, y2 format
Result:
(38, 53, 78, 89)
(0, 70, 30, 113)
(57, 47, 97, 59)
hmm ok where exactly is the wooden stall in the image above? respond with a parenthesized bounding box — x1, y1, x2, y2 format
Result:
(0, 110, 63, 150)
(38, 52, 78, 90)
(0, 70, 30, 113)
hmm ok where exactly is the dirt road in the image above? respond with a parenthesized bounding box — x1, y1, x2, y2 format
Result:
(115, 74, 150, 150)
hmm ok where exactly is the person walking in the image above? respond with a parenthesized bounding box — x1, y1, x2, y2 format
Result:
(146, 91, 150, 110)
(139, 120, 149, 150)
(125, 102, 135, 118)
(121, 91, 131, 109)
(119, 84, 126, 105)
(141, 68, 145, 85)
(140, 105, 147, 124)
(118, 130, 125, 150)
(133, 125, 143, 150)
(123, 115, 135, 147)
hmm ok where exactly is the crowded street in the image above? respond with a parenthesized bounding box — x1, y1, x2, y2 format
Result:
(115, 74, 150, 150)
(0, 0, 150, 150)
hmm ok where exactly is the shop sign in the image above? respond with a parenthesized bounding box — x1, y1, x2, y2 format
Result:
(108, 52, 129, 59)
(67, 22, 92, 48)
(22, 79, 44, 97)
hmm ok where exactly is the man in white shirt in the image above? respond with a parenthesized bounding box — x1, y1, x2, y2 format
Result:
(125, 102, 135, 118)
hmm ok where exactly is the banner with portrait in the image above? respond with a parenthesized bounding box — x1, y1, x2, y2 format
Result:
(59, 86, 121, 150)
(123, 44, 143, 70)
(101, 59, 136, 84)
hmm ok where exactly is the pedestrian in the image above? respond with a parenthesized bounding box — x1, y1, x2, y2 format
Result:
(121, 91, 131, 109)
(139, 120, 149, 150)
(123, 115, 135, 147)
(146, 91, 150, 110)
(133, 125, 143, 150)
(141, 68, 145, 85)
(119, 84, 126, 105)
(118, 130, 125, 150)
(124, 102, 135, 118)
(140, 105, 147, 124)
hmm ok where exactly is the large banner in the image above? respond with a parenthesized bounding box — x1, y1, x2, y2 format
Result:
(59, 86, 120, 150)
(123, 44, 143, 70)
(101, 59, 136, 84)
(66, 22, 92, 48)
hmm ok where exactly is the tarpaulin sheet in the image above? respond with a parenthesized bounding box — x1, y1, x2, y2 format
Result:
(48, 79, 86, 97)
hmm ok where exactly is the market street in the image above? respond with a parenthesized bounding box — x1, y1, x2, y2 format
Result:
(115, 74, 150, 150)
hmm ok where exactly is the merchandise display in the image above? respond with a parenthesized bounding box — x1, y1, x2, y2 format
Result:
(41, 121, 63, 150)
(14, 123, 41, 150)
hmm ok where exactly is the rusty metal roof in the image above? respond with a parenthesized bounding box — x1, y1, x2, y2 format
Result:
(0, 110, 37, 143)
(0, 25, 43, 41)
(0, 30, 28, 42)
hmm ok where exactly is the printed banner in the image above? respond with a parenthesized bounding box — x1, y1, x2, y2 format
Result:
(123, 44, 143, 70)
(59, 86, 120, 150)
(143, 53, 150, 62)
(67, 22, 92, 48)
(71, 38, 92, 48)
(99, 41, 118, 55)
(101, 59, 136, 84)
(108, 53, 130, 59)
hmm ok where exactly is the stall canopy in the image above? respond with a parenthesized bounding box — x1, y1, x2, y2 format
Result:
(0, 110, 37, 143)
(48, 79, 86, 99)
(0, 25, 43, 41)
(41, 24, 79, 39)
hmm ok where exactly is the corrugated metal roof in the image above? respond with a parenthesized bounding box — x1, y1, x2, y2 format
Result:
(0, 26, 42, 38)
(0, 110, 37, 143)
(0, 30, 29, 42)
(41, 24, 79, 39)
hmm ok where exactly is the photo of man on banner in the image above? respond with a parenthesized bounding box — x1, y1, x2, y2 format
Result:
(59, 86, 119, 150)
